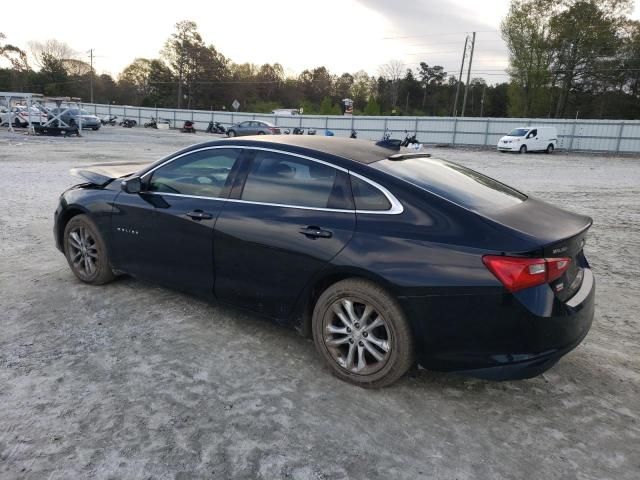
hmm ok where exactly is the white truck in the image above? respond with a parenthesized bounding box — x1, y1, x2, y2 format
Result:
(497, 126, 558, 154)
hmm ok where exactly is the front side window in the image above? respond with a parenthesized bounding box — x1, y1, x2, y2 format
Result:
(241, 152, 339, 208)
(148, 148, 240, 198)
(528, 129, 538, 138)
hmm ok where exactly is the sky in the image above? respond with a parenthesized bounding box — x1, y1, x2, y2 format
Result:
(2, 0, 640, 84)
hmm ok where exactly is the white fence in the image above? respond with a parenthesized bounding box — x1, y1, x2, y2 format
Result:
(82, 102, 640, 153)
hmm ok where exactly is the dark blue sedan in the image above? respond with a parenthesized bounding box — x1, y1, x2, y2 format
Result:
(54, 137, 595, 387)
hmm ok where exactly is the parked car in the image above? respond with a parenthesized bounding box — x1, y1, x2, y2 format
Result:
(498, 126, 558, 153)
(55, 137, 594, 388)
(272, 109, 300, 116)
(0, 105, 49, 127)
(49, 108, 101, 131)
(226, 120, 280, 137)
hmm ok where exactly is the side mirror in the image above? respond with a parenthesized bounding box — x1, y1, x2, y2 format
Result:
(121, 176, 142, 194)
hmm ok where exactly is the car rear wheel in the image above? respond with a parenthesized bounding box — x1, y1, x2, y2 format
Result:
(63, 214, 115, 285)
(545, 144, 554, 154)
(227, 130, 236, 137)
(258, 131, 265, 135)
(312, 278, 415, 388)
(519, 145, 527, 154)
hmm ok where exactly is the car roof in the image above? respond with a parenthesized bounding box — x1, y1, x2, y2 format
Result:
(222, 136, 399, 164)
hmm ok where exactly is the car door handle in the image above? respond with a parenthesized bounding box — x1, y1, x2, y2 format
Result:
(186, 210, 213, 220)
(299, 226, 332, 239)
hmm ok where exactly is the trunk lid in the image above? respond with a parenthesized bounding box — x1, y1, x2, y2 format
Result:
(70, 161, 150, 186)
(485, 197, 592, 301)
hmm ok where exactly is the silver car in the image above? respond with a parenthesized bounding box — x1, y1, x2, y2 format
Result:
(226, 120, 281, 137)
(49, 108, 101, 131)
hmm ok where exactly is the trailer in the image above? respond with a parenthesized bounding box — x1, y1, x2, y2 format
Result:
(0, 93, 83, 136)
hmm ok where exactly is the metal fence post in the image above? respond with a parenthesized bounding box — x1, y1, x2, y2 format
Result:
(484, 119, 490, 146)
(452, 117, 458, 146)
(568, 119, 577, 152)
(173, 109, 176, 127)
(615, 122, 625, 153)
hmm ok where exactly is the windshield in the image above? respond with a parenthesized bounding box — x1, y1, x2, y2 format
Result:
(373, 157, 526, 214)
(508, 128, 529, 137)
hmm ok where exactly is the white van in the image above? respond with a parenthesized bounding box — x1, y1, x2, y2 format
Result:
(497, 126, 558, 154)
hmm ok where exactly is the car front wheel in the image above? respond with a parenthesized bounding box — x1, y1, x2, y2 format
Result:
(519, 145, 527, 154)
(63, 214, 115, 285)
(312, 278, 415, 388)
(227, 130, 236, 137)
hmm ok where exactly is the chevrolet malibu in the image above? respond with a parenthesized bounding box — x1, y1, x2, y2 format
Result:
(54, 137, 595, 387)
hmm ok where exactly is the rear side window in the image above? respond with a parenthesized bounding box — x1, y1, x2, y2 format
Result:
(241, 152, 339, 208)
(350, 176, 391, 211)
(373, 157, 526, 213)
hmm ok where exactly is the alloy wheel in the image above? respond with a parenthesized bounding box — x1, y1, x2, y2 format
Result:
(323, 298, 392, 375)
(67, 226, 99, 277)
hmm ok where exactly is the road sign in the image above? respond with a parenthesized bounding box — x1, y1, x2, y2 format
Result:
(232, 99, 240, 111)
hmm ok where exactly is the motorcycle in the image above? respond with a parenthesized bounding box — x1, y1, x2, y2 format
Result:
(100, 114, 118, 126)
(292, 127, 304, 135)
(144, 118, 158, 129)
(400, 130, 423, 150)
(120, 118, 137, 128)
(307, 128, 316, 135)
(181, 120, 196, 133)
(350, 130, 357, 139)
(376, 131, 402, 150)
(205, 121, 226, 134)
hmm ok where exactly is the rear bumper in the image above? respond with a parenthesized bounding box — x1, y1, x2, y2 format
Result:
(400, 269, 595, 380)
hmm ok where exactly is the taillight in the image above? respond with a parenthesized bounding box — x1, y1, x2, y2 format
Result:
(482, 255, 571, 292)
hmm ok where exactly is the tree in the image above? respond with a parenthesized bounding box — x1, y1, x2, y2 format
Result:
(351, 70, 373, 111)
(0, 33, 29, 71)
(364, 97, 381, 115)
(379, 60, 404, 109)
(162, 20, 206, 108)
(549, 0, 628, 117)
(501, 0, 554, 117)
(418, 63, 446, 110)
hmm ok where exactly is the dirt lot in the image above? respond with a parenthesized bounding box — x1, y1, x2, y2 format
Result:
(1, 127, 639, 480)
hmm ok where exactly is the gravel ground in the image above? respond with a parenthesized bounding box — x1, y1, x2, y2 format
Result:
(1, 127, 639, 480)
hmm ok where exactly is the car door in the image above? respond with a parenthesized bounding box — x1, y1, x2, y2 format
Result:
(213, 148, 356, 318)
(237, 121, 250, 135)
(526, 128, 539, 150)
(112, 147, 243, 298)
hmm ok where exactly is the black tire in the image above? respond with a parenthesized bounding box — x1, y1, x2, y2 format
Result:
(312, 278, 415, 388)
(258, 131, 266, 135)
(14, 118, 22, 128)
(545, 144, 554, 154)
(63, 214, 115, 285)
(519, 144, 527, 154)
(92, 127, 100, 131)
(227, 130, 236, 137)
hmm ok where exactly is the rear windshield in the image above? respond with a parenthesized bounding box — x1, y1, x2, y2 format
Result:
(508, 128, 528, 136)
(373, 157, 526, 213)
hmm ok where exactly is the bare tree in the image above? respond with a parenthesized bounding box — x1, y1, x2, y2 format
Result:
(379, 60, 405, 109)
(28, 39, 76, 70)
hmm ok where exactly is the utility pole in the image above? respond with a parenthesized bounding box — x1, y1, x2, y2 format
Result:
(461, 32, 476, 118)
(89, 49, 94, 104)
(452, 36, 469, 117)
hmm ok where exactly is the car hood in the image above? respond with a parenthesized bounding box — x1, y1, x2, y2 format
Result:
(499, 135, 524, 141)
(70, 161, 150, 186)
